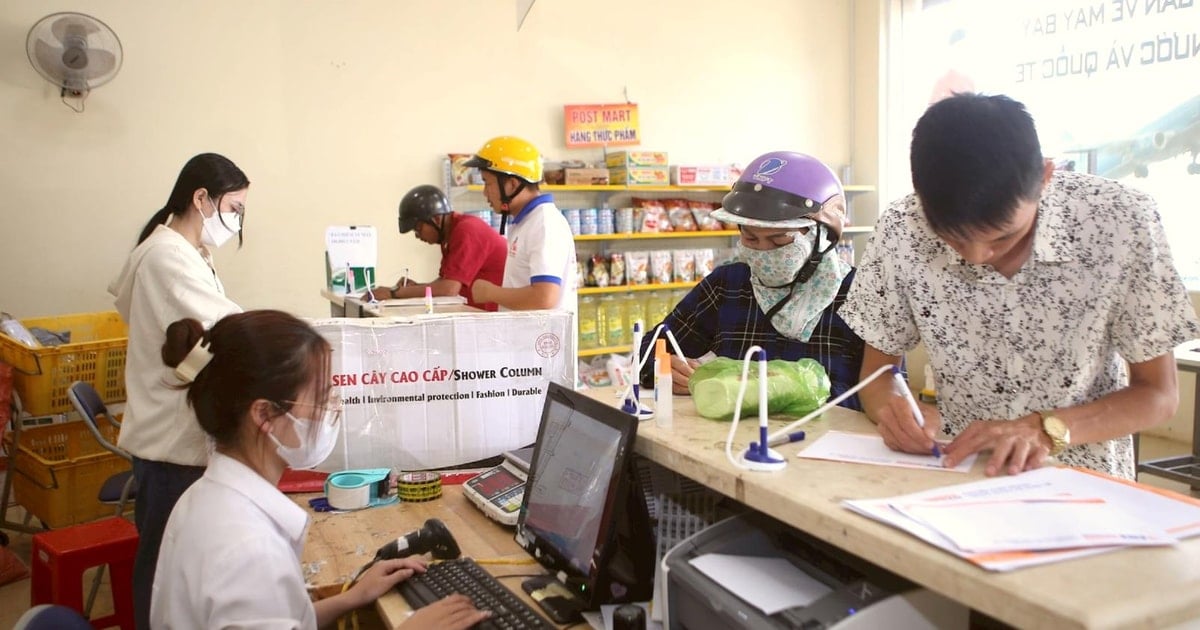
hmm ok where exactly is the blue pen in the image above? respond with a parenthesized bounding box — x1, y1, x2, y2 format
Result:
(892, 366, 941, 458)
(764, 430, 806, 449)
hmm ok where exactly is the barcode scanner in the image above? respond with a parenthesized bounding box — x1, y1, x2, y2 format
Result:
(374, 518, 461, 561)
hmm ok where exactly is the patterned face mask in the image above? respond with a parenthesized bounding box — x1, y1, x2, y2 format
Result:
(736, 226, 850, 341)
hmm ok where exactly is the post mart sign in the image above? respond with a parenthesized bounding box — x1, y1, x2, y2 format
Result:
(564, 103, 640, 148)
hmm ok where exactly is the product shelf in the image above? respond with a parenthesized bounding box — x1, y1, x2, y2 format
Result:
(578, 281, 698, 296)
(455, 184, 875, 194)
(579, 344, 632, 358)
(574, 231, 738, 242)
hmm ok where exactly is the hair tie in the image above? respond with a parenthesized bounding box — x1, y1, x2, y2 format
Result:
(175, 339, 214, 383)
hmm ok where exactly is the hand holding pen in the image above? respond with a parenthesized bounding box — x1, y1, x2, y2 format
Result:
(889, 366, 941, 458)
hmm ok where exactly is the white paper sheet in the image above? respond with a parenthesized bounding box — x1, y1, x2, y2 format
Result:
(798, 431, 976, 472)
(688, 554, 832, 615)
(890, 496, 1176, 553)
(844, 466, 1200, 571)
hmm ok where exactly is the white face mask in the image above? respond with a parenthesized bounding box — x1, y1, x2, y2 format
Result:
(269, 407, 340, 470)
(200, 197, 241, 248)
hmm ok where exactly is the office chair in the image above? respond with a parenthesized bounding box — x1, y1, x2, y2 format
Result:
(67, 381, 137, 617)
(12, 604, 94, 630)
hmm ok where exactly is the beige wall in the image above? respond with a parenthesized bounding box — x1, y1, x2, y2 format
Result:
(0, 0, 867, 319)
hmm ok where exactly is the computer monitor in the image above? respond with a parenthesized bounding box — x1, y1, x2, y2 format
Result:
(515, 382, 654, 616)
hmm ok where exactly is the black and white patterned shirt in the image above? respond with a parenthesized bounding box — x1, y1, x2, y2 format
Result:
(841, 170, 1200, 478)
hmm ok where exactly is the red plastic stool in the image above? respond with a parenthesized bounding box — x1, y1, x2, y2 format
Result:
(30, 517, 138, 630)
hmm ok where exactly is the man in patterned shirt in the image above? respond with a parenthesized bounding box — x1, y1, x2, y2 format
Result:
(841, 93, 1200, 479)
(638, 152, 865, 410)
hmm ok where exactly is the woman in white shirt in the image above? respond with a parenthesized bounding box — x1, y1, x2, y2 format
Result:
(152, 309, 488, 629)
(108, 153, 249, 629)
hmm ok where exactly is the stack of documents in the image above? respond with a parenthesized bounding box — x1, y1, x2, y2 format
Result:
(844, 467, 1200, 571)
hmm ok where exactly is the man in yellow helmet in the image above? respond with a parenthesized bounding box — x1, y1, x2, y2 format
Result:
(464, 136, 577, 311)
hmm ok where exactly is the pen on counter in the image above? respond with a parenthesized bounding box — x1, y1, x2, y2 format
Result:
(760, 430, 806, 449)
(892, 366, 940, 458)
(403, 267, 409, 288)
(630, 322, 643, 402)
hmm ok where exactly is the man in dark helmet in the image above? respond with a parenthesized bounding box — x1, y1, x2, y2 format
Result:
(638, 151, 865, 410)
(368, 184, 506, 311)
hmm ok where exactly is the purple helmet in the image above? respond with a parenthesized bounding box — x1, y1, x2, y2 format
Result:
(712, 152, 846, 239)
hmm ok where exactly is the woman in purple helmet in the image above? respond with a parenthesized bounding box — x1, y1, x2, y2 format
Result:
(637, 151, 866, 410)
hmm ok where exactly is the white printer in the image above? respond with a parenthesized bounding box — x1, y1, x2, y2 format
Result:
(663, 512, 968, 629)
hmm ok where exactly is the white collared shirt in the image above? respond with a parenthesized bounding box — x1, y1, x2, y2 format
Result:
(502, 195, 577, 312)
(841, 171, 1200, 478)
(151, 452, 315, 629)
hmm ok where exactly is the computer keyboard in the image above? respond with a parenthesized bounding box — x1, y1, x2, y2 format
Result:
(397, 557, 558, 629)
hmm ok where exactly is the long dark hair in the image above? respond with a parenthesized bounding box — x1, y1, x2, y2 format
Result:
(137, 153, 250, 246)
(160, 310, 331, 447)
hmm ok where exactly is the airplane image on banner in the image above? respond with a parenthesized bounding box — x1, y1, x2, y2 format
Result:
(1075, 94, 1200, 178)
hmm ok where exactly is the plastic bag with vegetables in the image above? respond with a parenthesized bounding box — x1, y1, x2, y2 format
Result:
(687, 357, 831, 421)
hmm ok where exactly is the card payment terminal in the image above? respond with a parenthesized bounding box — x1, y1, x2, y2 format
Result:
(463, 447, 534, 526)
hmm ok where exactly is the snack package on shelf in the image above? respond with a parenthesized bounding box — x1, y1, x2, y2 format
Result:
(689, 201, 724, 231)
(694, 248, 716, 278)
(624, 251, 650, 285)
(672, 249, 696, 282)
(608, 252, 626, 286)
(650, 250, 674, 285)
(664, 199, 699, 232)
(633, 198, 670, 232)
(573, 257, 586, 288)
(587, 253, 611, 287)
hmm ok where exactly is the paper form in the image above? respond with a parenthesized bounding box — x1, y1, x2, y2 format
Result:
(797, 431, 976, 472)
(890, 496, 1176, 553)
(688, 554, 833, 615)
(843, 466, 1200, 571)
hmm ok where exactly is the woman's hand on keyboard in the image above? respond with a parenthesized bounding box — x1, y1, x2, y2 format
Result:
(404, 594, 492, 629)
(350, 558, 429, 608)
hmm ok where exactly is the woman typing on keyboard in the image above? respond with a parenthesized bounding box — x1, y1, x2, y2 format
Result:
(149, 310, 491, 629)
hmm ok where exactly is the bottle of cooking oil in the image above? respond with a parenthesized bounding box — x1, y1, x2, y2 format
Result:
(623, 293, 645, 340)
(578, 295, 599, 350)
(601, 294, 625, 348)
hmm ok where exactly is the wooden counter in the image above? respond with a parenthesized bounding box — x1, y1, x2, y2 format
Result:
(580, 387, 1200, 630)
(298, 486, 552, 628)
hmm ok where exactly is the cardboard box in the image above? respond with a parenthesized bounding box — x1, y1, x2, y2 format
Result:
(671, 164, 743, 187)
(564, 168, 610, 185)
(605, 150, 669, 169)
(609, 166, 669, 186)
(312, 311, 575, 471)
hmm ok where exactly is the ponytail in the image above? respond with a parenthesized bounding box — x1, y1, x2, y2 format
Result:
(137, 206, 176, 245)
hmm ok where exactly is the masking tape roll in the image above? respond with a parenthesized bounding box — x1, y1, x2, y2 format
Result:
(397, 471, 442, 502)
(326, 472, 372, 510)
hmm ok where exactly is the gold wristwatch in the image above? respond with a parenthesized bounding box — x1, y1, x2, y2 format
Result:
(1037, 411, 1071, 456)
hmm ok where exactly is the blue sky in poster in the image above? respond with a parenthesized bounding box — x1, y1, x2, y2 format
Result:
(911, 0, 1200, 286)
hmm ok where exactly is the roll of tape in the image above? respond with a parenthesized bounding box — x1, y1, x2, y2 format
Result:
(326, 472, 372, 510)
(397, 471, 443, 502)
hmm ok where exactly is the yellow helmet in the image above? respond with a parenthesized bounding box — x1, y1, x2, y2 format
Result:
(463, 136, 543, 183)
